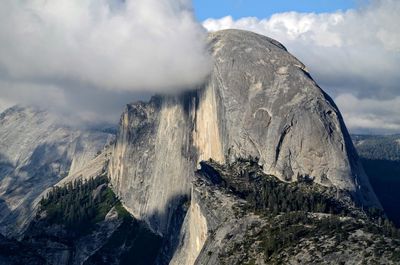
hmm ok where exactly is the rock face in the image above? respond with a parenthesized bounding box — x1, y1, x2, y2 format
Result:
(0, 106, 113, 236)
(109, 29, 380, 238)
(0, 177, 163, 265)
(169, 190, 209, 265)
(108, 97, 196, 235)
(175, 161, 399, 265)
(22, 207, 124, 265)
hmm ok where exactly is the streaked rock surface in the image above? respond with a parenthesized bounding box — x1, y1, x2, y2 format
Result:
(108, 97, 195, 235)
(0, 106, 113, 236)
(109, 29, 380, 238)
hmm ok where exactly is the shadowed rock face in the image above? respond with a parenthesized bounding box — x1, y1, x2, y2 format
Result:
(0, 106, 113, 237)
(108, 96, 196, 236)
(109, 29, 380, 235)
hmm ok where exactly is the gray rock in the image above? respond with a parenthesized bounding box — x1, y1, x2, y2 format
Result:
(170, 170, 251, 265)
(108, 97, 196, 235)
(177, 163, 398, 265)
(21, 206, 124, 265)
(203, 29, 378, 207)
(0, 106, 113, 236)
(109, 29, 380, 238)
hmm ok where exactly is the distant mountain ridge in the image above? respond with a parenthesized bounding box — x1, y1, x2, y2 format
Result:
(108, 29, 383, 263)
(1, 29, 398, 265)
(0, 105, 114, 236)
(352, 134, 400, 161)
(352, 134, 400, 227)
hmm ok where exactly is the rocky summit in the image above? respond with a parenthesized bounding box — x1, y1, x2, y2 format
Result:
(0, 29, 397, 265)
(108, 29, 380, 236)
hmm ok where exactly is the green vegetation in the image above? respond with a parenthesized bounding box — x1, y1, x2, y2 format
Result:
(84, 214, 162, 265)
(245, 212, 400, 263)
(38, 174, 163, 264)
(202, 158, 400, 264)
(203, 158, 347, 216)
(205, 158, 400, 228)
(361, 158, 400, 227)
(257, 213, 348, 258)
(351, 134, 400, 227)
(247, 174, 346, 216)
(352, 134, 400, 161)
(392, 250, 400, 262)
(39, 175, 118, 235)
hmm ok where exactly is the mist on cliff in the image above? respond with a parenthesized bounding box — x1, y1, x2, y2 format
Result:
(0, 0, 211, 124)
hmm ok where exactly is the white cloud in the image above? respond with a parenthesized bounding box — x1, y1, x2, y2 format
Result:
(0, 79, 152, 126)
(203, 0, 400, 133)
(0, 0, 211, 92)
(0, 98, 14, 114)
(0, 0, 211, 124)
(336, 94, 400, 133)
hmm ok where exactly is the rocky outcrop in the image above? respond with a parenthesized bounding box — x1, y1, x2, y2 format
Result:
(22, 207, 123, 265)
(0, 29, 390, 265)
(16, 176, 162, 265)
(57, 146, 113, 187)
(169, 190, 209, 265)
(0, 234, 45, 264)
(0, 106, 113, 236)
(109, 29, 380, 239)
(203, 30, 378, 206)
(170, 167, 250, 265)
(176, 161, 399, 265)
(108, 97, 196, 235)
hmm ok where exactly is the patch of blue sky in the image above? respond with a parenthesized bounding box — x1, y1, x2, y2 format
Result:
(193, 0, 357, 20)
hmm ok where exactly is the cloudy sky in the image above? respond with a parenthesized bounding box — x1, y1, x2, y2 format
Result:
(199, 0, 400, 134)
(0, 0, 399, 134)
(0, 0, 211, 124)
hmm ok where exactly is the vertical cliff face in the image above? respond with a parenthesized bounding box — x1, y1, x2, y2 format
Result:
(109, 29, 380, 238)
(109, 97, 196, 235)
(169, 192, 208, 265)
(193, 83, 225, 164)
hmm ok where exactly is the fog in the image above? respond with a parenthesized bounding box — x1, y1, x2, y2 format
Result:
(0, 0, 211, 124)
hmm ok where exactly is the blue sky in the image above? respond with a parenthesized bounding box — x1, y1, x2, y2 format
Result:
(193, 0, 356, 20)
(198, 0, 400, 133)
(0, 0, 398, 133)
